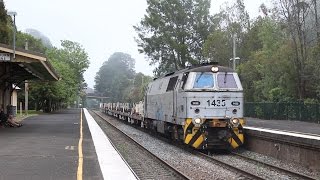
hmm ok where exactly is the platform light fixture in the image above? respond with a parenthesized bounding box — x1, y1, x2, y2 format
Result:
(229, 57, 240, 70)
(7, 11, 17, 59)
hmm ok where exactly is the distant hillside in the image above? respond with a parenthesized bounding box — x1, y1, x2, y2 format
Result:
(25, 28, 52, 48)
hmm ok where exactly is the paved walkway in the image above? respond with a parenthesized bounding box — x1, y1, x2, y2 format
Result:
(0, 109, 103, 180)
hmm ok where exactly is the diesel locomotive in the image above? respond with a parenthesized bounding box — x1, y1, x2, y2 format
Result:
(102, 64, 245, 150)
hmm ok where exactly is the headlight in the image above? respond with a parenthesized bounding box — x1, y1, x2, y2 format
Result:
(192, 116, 203, 127)
(230, 118, 240, 127)
(194, 118, 201, 124)
(211, 66, 219, 72)
(232, 118, 239, 124)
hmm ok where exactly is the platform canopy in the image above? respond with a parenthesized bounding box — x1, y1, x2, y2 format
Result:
(0, 43, 59, 84)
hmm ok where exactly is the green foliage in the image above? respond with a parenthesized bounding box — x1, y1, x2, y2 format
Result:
(15, 31, 47, 53)
(134, 0, 211, 76)
(274, 0, 318, 100)
(203, 0, 253, 65)
(237, 16, 298, 102)
(95, 52, 136, 102)
(25, 41, 90, 112)
(303, 98, 319, 104)
(59, 40, 90, 81)
(0, 1, 10, 44)
(218, 0, 251, 33)
(0, 2, 49, 53)
(25, 28, 52, 48)
(235, 0, 320, 103)
(94, 52, 152, 103)
(254, 106, 263, 118)
(203, 30, 232, 66)
(123, 73, 153, 103)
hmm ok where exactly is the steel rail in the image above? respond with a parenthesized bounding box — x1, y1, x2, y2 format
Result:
(196, 152, 265, 180)
(91, 110, 191, 180)
(231, 152, 317, 180)
(95, 109, 317, 179)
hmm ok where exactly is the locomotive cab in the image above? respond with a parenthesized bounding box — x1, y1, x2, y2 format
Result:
(103, 64, 245, 151)
(143, 64, 245, 150)
(177, 66, 245, 149)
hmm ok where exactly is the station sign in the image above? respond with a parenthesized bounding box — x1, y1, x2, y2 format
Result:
(0, 53, 11, 61)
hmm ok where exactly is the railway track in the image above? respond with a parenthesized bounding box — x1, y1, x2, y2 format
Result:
(197, 151, 318, 180)
(90, 110, 190, 180)
(92, 109, 318, 179)
(230, 152, 317, 180)
(132, 124, 268, 179)
(196, 152, 264, 180)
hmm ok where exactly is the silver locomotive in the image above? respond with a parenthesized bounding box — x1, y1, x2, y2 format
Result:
(104, 64, 245, 150)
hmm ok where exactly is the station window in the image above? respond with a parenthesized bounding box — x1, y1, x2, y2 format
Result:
(166, 76, 178, 91)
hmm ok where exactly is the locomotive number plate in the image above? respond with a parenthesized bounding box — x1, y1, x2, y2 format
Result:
(206, 99, 226, 107)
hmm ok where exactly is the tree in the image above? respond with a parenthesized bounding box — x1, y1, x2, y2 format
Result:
(59, 40, 90, 83)
(277, 0, 317, 100)
(312, 0, 319, 43)
(95, 52, 136, 102)
(0, 1, 10, 44)
(203, 30, 232, 66)
(26, 40, 90, 112)
(123, 73, 152, 103)
(16, 31, 47, 53)
(218, 0, 251, 33)
(270, 0, 320, 100)
(203, 0, 251, 66)
(134, 0, 211, 76)
(237, 16, 296, 102)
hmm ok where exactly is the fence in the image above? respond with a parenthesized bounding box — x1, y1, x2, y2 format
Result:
(244, 102, 320, 123)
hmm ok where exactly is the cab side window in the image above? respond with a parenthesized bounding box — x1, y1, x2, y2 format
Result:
(166, 76, 178, 91)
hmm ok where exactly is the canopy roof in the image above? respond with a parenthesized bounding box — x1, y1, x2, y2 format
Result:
(0, 43, 59, 84)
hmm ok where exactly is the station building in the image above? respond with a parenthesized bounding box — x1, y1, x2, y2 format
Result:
(0, 43, 59, 114)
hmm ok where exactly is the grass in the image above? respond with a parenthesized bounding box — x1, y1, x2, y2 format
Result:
(15, 110, 43, 122)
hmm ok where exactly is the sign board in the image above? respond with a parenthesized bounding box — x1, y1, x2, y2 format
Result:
(0, 53, 11, 61)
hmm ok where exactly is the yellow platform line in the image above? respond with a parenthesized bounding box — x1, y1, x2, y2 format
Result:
(77, 108, 83, 180)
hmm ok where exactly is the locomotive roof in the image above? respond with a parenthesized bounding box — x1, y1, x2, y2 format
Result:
(151, 64, 235, 81)
(162, 65, 234, 77)
(184, 65, 234, 73)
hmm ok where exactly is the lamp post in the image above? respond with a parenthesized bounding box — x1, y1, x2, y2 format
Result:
(7, 11, 17, 59)
(230, 57, 240, 70)
(230, 33, 241, 70)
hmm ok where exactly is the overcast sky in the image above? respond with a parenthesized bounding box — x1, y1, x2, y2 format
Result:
(4, 0, 270, 89)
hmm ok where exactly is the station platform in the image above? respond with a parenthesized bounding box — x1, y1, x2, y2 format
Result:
(0, 108, 137, 180)
(83, 109, 137, 180)
(245, 117, 320, 135)
(244, 117, 320, 171)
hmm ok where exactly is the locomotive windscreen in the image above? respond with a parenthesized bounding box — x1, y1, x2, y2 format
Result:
(193, 72, 214, 88)
(217, 74, 238, 88)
